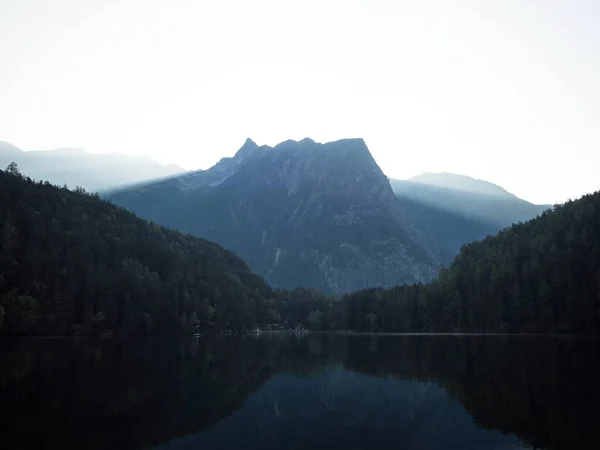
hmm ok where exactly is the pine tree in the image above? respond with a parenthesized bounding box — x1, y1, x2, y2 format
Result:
(5, 162, 20, 176)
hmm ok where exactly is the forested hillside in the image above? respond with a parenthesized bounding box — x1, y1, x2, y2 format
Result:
(342, 191, 600, 333)
(2, 162, 600, 336)
(0, 165, 281, 336)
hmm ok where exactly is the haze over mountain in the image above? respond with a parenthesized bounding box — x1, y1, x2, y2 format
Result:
(343, 188, 600, 334)
(391, 173, 550, 226)
(409, 172, 515, 197)
(109, 138, 441, 294)
(3, 155, 600, 335)
(389, 173, 551, 255)
(0, 141, 185, 192)
(3, 1, 599, 206)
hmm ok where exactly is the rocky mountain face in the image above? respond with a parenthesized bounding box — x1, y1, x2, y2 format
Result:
(0, 141, 185, 192)
(109, 138, 441, 294)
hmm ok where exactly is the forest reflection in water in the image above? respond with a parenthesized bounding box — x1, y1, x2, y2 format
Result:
(0, 334, 598, 450)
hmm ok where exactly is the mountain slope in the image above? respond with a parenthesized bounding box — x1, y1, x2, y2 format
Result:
(109, 138, 441, 294)
(0, 141, 185, 192)
(341, 189, 600, 333)
(0, 167, 279, 336)
(409, 172, 515, 198)
(389, 173, 551, 257)
(395, 195, 500, 258)
(390, 173, 550, 227)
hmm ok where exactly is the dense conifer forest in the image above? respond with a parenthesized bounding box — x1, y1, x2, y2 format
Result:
(341, 192, 600, 333)
(1, 164, 599, 335)
(0, 165, 281, 336)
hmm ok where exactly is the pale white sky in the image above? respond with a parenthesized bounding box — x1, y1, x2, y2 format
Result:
(1, 0, 599, 204)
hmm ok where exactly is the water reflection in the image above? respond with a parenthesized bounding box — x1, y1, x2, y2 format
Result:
(0, 335, 597, 449)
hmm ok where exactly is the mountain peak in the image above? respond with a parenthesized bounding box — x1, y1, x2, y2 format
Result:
(325, 138, 375, 166)
(242, 138, 258, 149)
(263, 138, 381, 180)
(108, 136, 439, 294)
(233, 138, 261, 160)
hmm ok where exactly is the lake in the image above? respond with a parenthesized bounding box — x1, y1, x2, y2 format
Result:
(0, 335, 598, 450)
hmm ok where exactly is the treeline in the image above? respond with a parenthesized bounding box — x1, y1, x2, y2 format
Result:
(2, 164, 600, 336)
(0, 165, 284, 336)
(341, 192, 600, 333)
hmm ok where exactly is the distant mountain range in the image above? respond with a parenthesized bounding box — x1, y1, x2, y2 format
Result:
(390, 173, 551, 256)
(108, 138, 441, 293)
(2, 147, 598, 337)
(2, 137, 550, 293)
(390, 173, 550, 227)
(107, 138, 550, 293)
(0, 141, 185, 192)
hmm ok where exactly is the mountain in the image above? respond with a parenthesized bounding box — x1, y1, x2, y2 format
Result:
(408, 172, 514, 197)
(340, 189, 600, 334)
(389, 173, 551, 257)
(0, 167, 282, 336)
(390, 173, 550, 227)
(2, 162, 598, 336)
(0, 141, 185, 192)
(393, 195, 500, 259)
(109, 138, 441, 294)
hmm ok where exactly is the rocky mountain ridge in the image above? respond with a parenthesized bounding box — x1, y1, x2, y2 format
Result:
(109, 138, 441, 293)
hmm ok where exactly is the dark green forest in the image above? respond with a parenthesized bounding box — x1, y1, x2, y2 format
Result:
(342, 192, 600, 333)
(1, 164, 600, 335)
(0, 165, 283, 336)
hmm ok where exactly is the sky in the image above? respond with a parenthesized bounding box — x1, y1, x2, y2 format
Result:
(1, 0, 599, 205)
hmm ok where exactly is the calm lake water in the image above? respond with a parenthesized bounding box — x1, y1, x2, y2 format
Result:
(0, 335, 598, 450)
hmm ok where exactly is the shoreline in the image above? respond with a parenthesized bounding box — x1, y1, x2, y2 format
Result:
(2, 331, 599, 339)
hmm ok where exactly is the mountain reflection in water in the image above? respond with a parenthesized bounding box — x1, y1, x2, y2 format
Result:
(0, 335, 597, 450)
